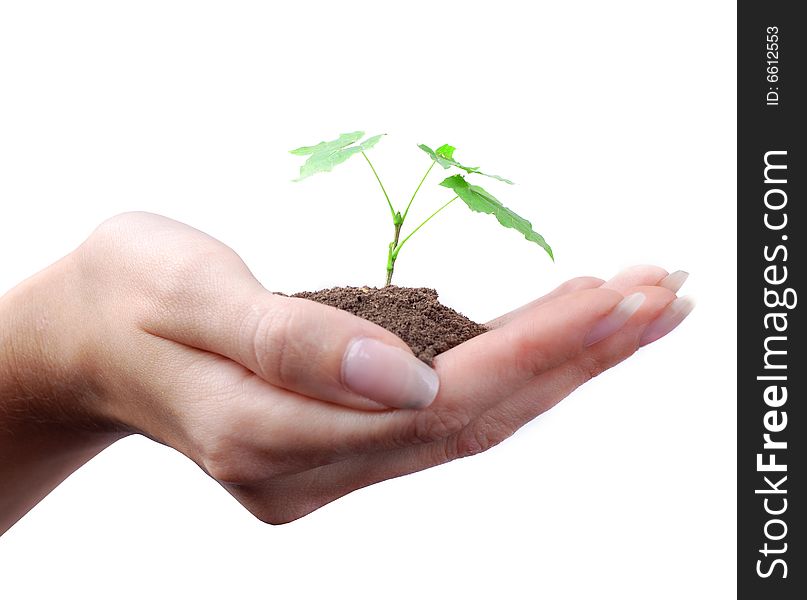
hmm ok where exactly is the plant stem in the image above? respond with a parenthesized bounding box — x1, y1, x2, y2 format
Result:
(361, 151, 396, 220)
(401, 160, 436, 223)
(391, 195, 458, 262)
(360, 151, 403, 286)
(385, 222, 402, 286)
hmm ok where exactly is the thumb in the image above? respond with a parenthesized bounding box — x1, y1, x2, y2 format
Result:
(144, 278, 440, 411)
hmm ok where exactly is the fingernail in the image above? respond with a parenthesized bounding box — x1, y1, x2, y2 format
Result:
(584, 293, 646, 347)
(658, 270, 689, 293)
(342, 338, 440, 409)
(639, 296, 696, 347)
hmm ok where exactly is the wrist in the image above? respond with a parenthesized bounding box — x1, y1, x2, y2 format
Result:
(0, 254, 114, 433)
(0, 255, 127, 533)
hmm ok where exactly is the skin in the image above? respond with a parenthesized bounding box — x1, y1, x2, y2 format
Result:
(0, 212, 690, 533)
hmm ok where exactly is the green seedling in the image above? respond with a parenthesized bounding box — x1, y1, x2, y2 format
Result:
(290, 131, 553, 286)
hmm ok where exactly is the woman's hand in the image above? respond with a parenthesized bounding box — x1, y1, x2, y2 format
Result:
(0, 212, 693, 531)
(207, 266, 695, 523)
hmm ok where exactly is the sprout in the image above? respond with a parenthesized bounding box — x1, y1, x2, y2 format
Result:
(291, 132, 552, 286)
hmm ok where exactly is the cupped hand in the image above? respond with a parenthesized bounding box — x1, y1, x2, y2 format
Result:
(213, 266, 694, 523)
(0, 212, 694, 529)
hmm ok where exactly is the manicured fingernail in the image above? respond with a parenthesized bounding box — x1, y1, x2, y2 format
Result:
(584, 293, 646, 347)
(342, 338, 439, 409)
(658, 270, 689, 293)
(639, 296, 696, 347)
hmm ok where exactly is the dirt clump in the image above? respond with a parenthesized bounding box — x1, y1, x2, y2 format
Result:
(292, 286, 487, 365)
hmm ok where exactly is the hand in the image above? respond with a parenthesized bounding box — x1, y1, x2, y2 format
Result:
(0, 212, 693, 531)
(1, 211, 442, 532)
(205, 266, 695, 523)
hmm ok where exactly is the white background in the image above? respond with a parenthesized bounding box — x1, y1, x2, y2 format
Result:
(0, 1, 736, 598)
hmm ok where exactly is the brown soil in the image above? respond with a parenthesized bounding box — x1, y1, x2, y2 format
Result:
(292, 286, 488, 365)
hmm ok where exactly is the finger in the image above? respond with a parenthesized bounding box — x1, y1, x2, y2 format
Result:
(451, 285, 691, 445)
(598, 265, 689, 295)
(432, 287, 639, 411)
(142, 262, 439, 411)
(487, 264, 683, 329)
(486, 276, 605, 328)
(600, 264, 668, 292)
(130, 329, 496, 484)
(428, 286, 680, 459)
(657, 270, 690, 294)
(490, 284, 679, 426)
(133, 340, 432, 482)
(639, 295, 696, 346)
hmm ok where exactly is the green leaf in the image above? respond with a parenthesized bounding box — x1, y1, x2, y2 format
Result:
(417, 144, 456, 169)
(290, 131, 364, 156)
(436, 144, 457, 162)
(417, 143, 514, 184)
(439, 174, 553, 260)
(359, 134, 384, 151)
(291, 132, 384, 181)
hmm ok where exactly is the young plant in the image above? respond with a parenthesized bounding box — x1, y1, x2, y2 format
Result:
(290, 131, 553, 286)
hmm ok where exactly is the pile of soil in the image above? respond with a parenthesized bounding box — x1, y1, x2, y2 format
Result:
(292, 286, 487, 365)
